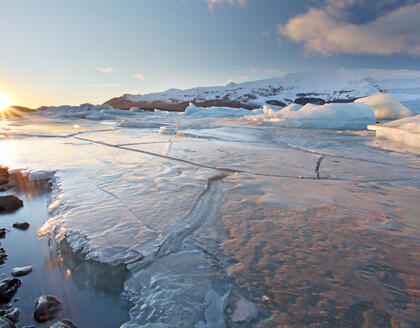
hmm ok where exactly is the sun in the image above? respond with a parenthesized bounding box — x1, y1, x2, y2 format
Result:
(0, 91, 13, 111)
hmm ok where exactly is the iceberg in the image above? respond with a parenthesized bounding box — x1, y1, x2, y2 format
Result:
(355, 93, 413, 120)
(368, 114, 420, 149)
(246, 102, 375, 130)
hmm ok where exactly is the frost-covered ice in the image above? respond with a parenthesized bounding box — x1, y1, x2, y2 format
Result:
(355, 93, 414, 120)
(368, 114, 420, 149)
(1, 97, 419, 327)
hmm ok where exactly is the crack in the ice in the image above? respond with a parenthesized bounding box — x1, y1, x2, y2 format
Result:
(315, 156, 325, 179)
(155, 173, 226, 257)
(74, 136, 417, 184)
(95, 184, 158, 233)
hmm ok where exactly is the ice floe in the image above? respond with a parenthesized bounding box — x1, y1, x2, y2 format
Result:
(355, 93, 414, 120)
(368, 114, 420, 149)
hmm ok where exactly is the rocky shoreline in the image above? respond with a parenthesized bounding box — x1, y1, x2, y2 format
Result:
(0, 167, 130, 327)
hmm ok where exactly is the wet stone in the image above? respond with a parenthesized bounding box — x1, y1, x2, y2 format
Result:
(0, 316, 14, 328)
(11, 266, 32, 277)
(12, 222, 29, 231)
(0, 279, 21, 303)
(4, 308, 19, 323)
(0, 196, 23, 213)
(0, 186, 11, 193)
(34, 295, 62, 322)
(0, 249, 7, 265)
(0, 230, 5, 239)
(50, 319, 78, 328)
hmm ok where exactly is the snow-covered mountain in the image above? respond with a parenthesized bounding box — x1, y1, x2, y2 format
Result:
(104, 68, 420, 111)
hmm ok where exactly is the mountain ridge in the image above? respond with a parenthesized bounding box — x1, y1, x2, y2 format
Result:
(104, 68, 420, 111)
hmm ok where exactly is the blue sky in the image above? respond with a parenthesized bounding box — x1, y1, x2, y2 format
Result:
(0, 0, 419, 107)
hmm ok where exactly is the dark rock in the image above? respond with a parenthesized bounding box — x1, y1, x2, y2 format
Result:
(50, 319, 78, 328)
(0, 196, 23, 213)
(4, 308, 19, 323)
(0, 316, 15, 328)
(294, 97, 326, 105)
(0, 249, 7, 265)
(0, 279, 21, 302)
(33, 295, 62, 322)
(0, 229, 6, 239)
(11, 266, 32, 277)
(265, 100, 286, 107)
(0, 169, 8, 187)
(12, 222, 29, 231)
(0, 186, 11, 193)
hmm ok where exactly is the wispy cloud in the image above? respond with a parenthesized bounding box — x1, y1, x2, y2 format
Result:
(278, 0, 420, 56)
(133, 73, 148, 80)
(96, 67, 114, 73)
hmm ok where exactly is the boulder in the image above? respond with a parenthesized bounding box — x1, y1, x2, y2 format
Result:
(0, 196, 23, 213)
(34, 295, 62, 322)
(0, 279, 21, 302)
(11, 266, 32, 277)
(12, 222, 29, 231)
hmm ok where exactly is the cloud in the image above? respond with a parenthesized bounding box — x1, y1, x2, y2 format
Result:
(261, 31, 271, 38)
(133, 73, 147, 80)
(278, 1, 420, 56)
(97, 67, 114, 73)
(205, 0, 246, 11)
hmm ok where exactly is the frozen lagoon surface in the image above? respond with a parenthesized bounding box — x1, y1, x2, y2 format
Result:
(0, 108, 419, 327)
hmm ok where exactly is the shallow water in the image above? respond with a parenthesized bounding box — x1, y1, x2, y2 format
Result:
(0, 111, 419, 327)
(0, 185, 131, 327)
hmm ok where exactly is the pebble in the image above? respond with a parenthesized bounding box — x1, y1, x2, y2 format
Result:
(34, 295, 62, 322)
(12, 222, 30, 231)
(11, 267, 32, 277)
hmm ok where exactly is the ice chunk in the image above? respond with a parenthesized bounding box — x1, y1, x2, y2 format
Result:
(368, 114, 420, 149)
(160, 126, 177, 135)
(246, 103, 375, 130)
(355, 93, 413, 120)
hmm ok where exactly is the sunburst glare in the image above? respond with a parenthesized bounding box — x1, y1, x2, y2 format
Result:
(0, 91, 13, 110)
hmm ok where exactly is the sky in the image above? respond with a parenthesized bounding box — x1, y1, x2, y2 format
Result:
(0, 0, 419, 108)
